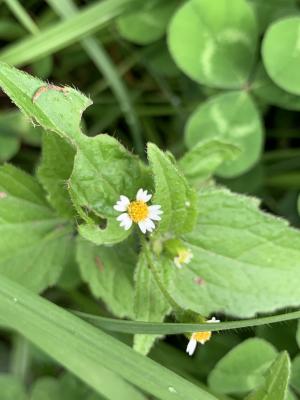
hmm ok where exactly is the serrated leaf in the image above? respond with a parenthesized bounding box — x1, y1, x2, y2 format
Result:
(76, 237, 136, 318)
(133, 252, 170, 355)
(185, 91, 264, 178)
(252, 63, 300, 111)
(262, 16, 300, 95)
(168, 186, 300, 317)
(246, 352, 290, 400)
(147, 143, 197, 234)
(208, 338, 278, 394)
(179, 139, 241, 185)
(37, 133, 76, 218)
(168, 0, 258, 88)
(0, 164, 73, 292)
(116, 0, 178, 45)
(0, 62, 91, 145)
(0, 374, 28, 400)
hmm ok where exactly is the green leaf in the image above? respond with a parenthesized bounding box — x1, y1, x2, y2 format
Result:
(252, 63, 300, 111)
(116, 0, 178, 45)
(291, 354, 300, 393)
(262, 16, 300, 95)
(133, 252, 170, 355)
(185, 91, 264, 177)
(0, 274, 218, 400)
(30, 377, 62, 400)
(37, 133, 76, 218)
(0, 62, 92, 145)
(76, 237, 136, 318)
(169, 186, 300, 317)
(78, 219, 131, 246)
(179, 139, 241, 185)
(0, 164, 73, 292)
(147, 143, 198, 234)
(0, 374, 28, 400)
(208, 338, 278, 394)
(246, 352, 291, 400)
(168, 0, 258, 88)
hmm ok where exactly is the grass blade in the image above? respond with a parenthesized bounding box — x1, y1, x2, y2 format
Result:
(0, 0, 140, 66)
(4, 0, 39, 35)
(0, 274, 217, 400)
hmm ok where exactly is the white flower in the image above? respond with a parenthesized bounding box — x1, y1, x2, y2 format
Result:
(186, 317, 220, 356)
(114, 188, 163, 234)
(174, 248, 193, 269)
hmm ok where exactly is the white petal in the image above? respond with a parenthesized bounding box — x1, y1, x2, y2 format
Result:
(144, 218, 155, 232)
(113, 195, 130, 212)
(149, 207, 162, 221)
(136, 188, 152, 203)
(207, 317, 220, 323)
(186, 338, 197, 356)
(149, 205, 162, 211)
(117, 213, 132, 230)
(174, 257, 183, 269)
(138, 220, 147, 234)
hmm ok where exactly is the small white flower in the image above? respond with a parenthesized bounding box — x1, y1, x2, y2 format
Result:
(186, 317, 220, 356)
(174, 248, 193, 269)
(114, 188, 163, 234)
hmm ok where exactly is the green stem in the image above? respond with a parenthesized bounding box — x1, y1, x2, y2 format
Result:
(4, 0, 39, 35)
(10, 335, 30, 383)
(142, 238, 184, 313)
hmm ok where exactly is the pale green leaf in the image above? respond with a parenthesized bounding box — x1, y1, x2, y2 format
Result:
(30, 377, 62, 400)
(76, 237, 136, 318)
(262, 16, 300, 95)
(0, 274, 217, 400)
(0, 374, 28, 400)
(133, 252, 170, 355)
(246, 352, 291, 400)
(78, 220, 131, 246)
(37, 133, 75, 218)
(185, 91, 264, 178)
(147, 142, 198, 234)
(208, 338, 278, 394)
(252, 63, 300, 111)
(179, 139, 241, 185)
(0, 164, 73, 292)
(168, 0, 258, 88)
(117, 0, 178, 45)
(169, 186, 300, 317)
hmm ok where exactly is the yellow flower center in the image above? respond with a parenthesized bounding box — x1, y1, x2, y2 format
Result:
(193, 331, 212, 344)
(127, 201, 149, 223)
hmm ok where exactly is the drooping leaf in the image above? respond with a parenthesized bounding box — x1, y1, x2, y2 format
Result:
(116, 0, 178, 45)
(179, 139, 241, 185)
(208, 338, 278, 394)
(168, 0, 258, 88)
(262, 16, 300, 95)
(133, 252, 170, 355)
(169, 186, 300, 317)
(37, 133, 76, 218)
(76, 237, 136, 318)
(252, 63, 300, 111)
(0, 164, 73, 292)
(147, 142, 198, 234)
(245, 352, 291, 400)
(0, 374, 28, 400)
(185, 91, 264, 178)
